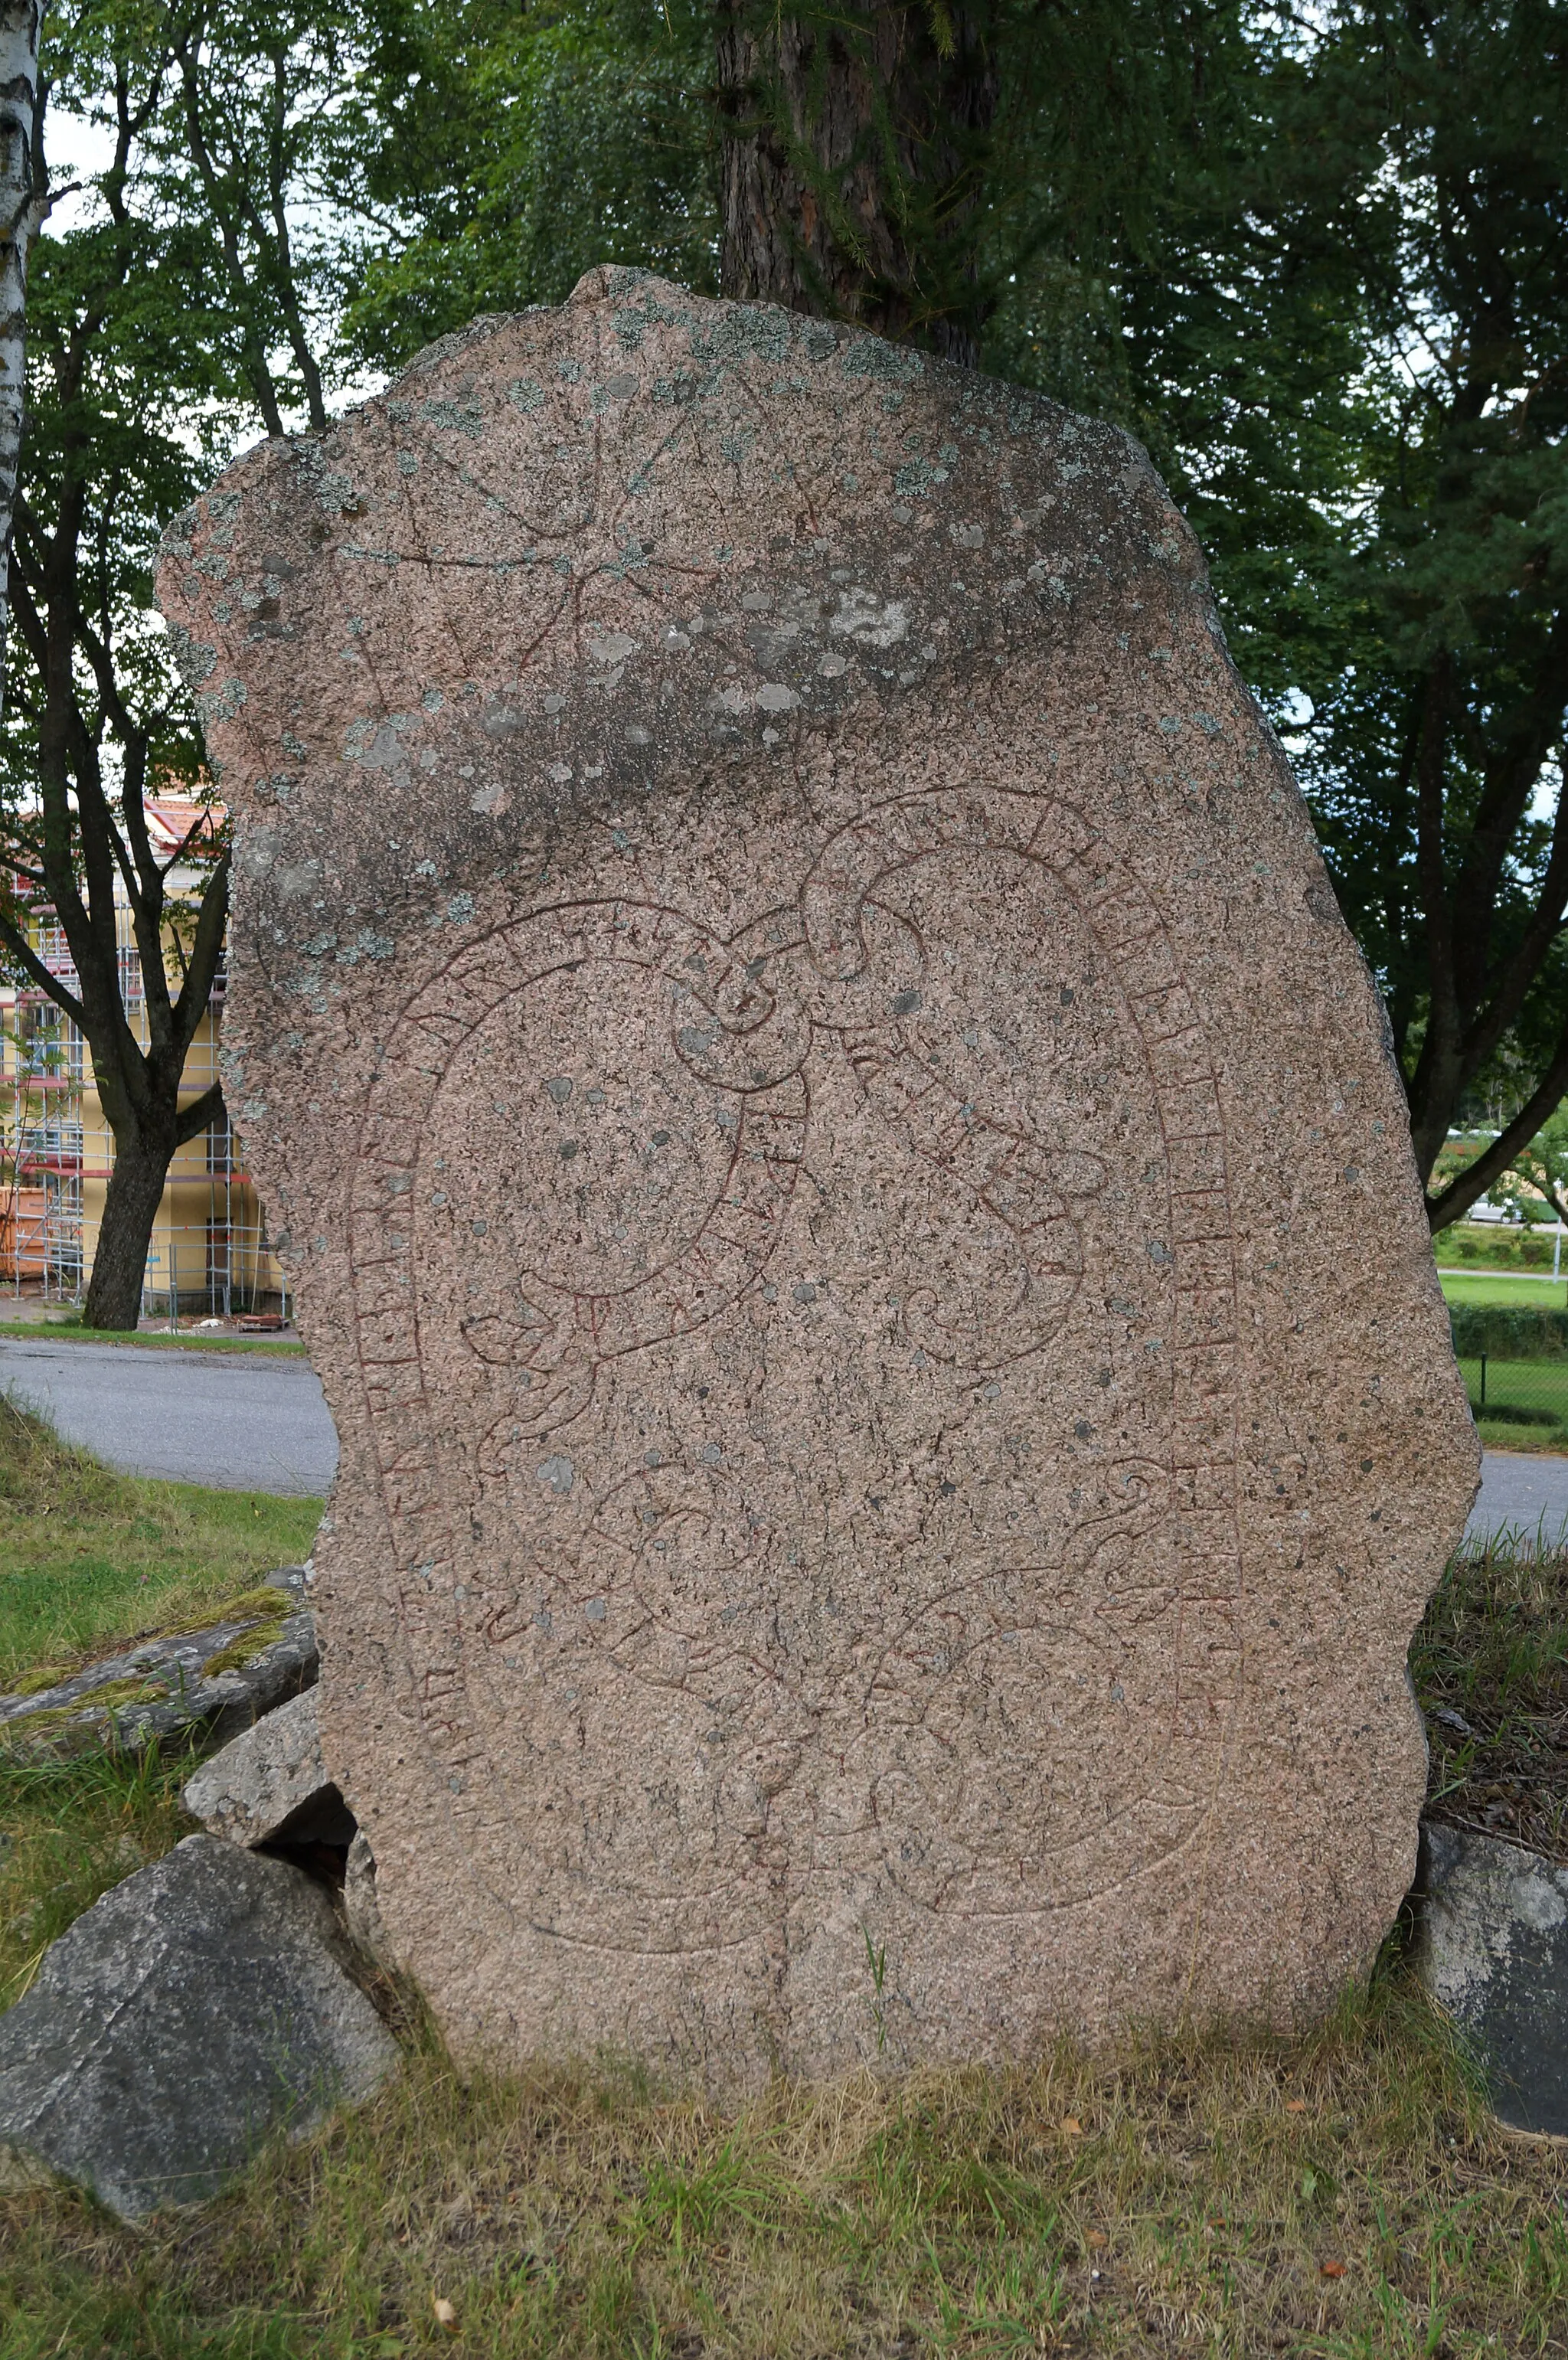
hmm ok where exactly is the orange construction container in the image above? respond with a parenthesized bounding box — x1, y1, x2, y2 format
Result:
(0, 1187, 51, 1277)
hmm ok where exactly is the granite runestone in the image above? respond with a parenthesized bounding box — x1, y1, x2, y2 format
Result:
(155, 266, 1478, 2084)
(0, 1837, 397, 2219)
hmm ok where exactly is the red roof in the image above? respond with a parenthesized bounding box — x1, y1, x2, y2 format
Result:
(143, 797, 224, 857)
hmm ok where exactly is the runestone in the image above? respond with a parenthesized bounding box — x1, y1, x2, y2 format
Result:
(158, 270, 1477, 2079)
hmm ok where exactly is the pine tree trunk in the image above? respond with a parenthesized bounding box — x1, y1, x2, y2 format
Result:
(0, 2, 43, 716)
(716, 2, 998, 365)
(83, 1129, 175, 1332)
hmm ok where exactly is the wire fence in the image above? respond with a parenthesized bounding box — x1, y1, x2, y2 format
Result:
(0, 1205, 288, 1322)
(1459, 1354, 1568, 1446)
(138, 1221, 290, 1325)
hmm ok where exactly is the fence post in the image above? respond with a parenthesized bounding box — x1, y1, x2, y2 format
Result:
(1481, 1352, 1488, 1409)
(168, 1238, 178, 1334)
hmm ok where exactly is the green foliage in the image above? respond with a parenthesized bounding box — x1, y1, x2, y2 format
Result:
(1437, 1220, 1568, 1270)
(7, 0, 1564, 1197)
(1449, 1304, 1568, 1360)
(1494, 1103, 1568, 1226)
(345, 0, 720, 368)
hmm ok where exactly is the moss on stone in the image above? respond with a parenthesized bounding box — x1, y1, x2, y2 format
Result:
(199, 1623, 289, 1678)
(8, 1666, 74, 1699)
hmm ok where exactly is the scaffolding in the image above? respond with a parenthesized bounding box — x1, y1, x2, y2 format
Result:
(0, 809, 286, 1321)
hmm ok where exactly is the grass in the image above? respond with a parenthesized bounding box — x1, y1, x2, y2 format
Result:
(5, 1459, 1568, 2352)
(1439, 1271, 1568, 1309)
(0, 1742, 198, 2011)
(0, 1314, 306, 1355)
(1452, 1355, 1568, 1454)
(0, 1397, 321, 1688)
(4, 1979, 1567, 2357)
(1414, 1536, 1568, 1861)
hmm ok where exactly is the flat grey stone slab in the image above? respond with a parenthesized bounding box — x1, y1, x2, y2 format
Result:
(0, 1835, 397, 2218)
(0, 1336, 338, 1495)
(1464, 1449, 1568, 1548)
(1415, 1819, 1568, 2136)
(0, 1569, 316, 1758)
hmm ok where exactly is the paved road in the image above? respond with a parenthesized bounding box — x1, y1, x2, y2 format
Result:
(1465, 1448, 1568, 1546)
(0, 1336, 338, 1497)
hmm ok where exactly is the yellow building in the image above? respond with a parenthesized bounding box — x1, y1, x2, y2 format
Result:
(0, 796, 287, 1319)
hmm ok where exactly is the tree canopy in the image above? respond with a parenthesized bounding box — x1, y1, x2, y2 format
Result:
(4, 0, 1565, 1323)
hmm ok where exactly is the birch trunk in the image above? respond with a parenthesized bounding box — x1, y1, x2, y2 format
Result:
(0, 2, 43, 720)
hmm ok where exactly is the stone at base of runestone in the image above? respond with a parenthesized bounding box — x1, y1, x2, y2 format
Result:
(0, 1836, 397, 2220)
(182, 1685, 355, 1851)
(1415, 1818, 1568, 2136)
(342, 1831, 390, 1964)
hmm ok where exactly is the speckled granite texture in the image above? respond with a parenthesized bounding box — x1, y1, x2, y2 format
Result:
(155, 267, 1477, 2081)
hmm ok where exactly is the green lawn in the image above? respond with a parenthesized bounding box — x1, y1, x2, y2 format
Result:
(1439, 1269, 1568, 1309)
(1454, 1354, 1568, 1453)
(0, 1400, 322, 1688)
(0, 1316, 306, 1356)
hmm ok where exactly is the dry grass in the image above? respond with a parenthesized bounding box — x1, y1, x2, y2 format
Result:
(1413, 1540, 1568, 1860)
(3, 1535, 1568, 2352)
(2, 1977, 1565, 2357)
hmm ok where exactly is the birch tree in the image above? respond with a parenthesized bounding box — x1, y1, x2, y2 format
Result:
(0, 2, 44, 718)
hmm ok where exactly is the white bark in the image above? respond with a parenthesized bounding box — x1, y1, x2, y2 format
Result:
(0, 2, 43, 721)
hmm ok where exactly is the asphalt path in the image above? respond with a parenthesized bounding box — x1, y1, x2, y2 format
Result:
(0, 1335, 338, 1497)
(1465, 1447, 1568, 1547)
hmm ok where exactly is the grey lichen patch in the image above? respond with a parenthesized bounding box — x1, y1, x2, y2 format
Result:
(841, 335, 927, 387)
(335, 929, 397, 966)
(166, 623, 218, 690)
(196, 677, 248, 727)
(420, 396, 485, 439)
(291, 440, 365, 518)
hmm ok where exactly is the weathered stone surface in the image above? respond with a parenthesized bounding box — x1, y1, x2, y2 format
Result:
(1415, 1820, 1568, 2136)
(0, 1568, 315, 1760)
(343, 1831, 390, 1963)
(182, 1685, 354, 1850)
(155, 268, 1477, 2081)
(0, 1836, 397, 2218)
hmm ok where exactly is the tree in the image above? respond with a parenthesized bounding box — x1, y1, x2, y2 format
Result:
(348, 2, 1239, 373)
(345, 0, 717, 364)
(1277, 2, 1568, 1232)
(0, 4, 361, 1326)
(24, 0, 1557, 1287)
(986, 2, 1568, 1233)
(1492, 1105, 1568, 1230)
(714, 2, 999, 363)
(0, 2, 46, 716)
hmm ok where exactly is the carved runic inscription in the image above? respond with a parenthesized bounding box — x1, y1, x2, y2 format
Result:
(350, 788, 1243, 1942)
(161, 269, 1474, 2075)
